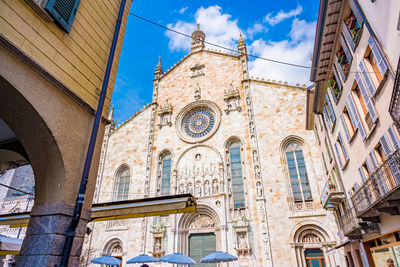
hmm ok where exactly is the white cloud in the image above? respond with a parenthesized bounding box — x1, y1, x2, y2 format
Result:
(248, 19, 316, 85)
(264, 4, 303, 26)
(179, 7, 188, 14)
(246, 23, 267, 39)
(166, 5, 241, 52)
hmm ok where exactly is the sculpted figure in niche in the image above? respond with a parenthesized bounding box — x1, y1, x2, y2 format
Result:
(195, 183, 202, 196)
(302, 233, 321, 243)
(204, 180, 211, 196)
(154, 239, 161, 252)
(187, 183, 193, 195)
(256, 181, 263, 197)
(179, 184, 185, 194)
(212, 179, 219, 195)
(238, 234, 248, 249)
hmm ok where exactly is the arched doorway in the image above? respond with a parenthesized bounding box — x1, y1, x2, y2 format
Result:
(177, 205, 221, 266)
(103, 238, 124, 266)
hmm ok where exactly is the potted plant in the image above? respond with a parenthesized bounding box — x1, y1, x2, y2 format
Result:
(329, 183, 336, 192)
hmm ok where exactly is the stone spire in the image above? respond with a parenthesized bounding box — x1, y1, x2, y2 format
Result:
(107, 105, 115, 131)
(154, 56, 163, 79)
(108, 105, 114, 121)
(191, 23, 205, 52)
(238, 32, 248, 60)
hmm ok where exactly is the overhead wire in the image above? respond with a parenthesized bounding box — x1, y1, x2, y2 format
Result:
(129, 13, 379, 75)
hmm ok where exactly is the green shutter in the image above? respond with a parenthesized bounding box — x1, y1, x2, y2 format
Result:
(45, 0, 81, 33)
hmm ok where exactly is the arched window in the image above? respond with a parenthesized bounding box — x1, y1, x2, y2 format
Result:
(160, 153, 172, 196)
(285, 142, 312, 203)
(113, 166, 130, 201)
(229, 142, 245, 209)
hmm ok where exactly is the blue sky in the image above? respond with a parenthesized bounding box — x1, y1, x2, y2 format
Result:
(111, 0, 320, 124)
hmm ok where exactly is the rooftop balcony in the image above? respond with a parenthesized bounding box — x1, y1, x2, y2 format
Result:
(351, 149, 400, 221)
(321, 177, 345, 208)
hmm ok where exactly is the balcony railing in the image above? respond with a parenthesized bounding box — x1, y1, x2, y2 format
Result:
(321, 178, 345, 208)
(352, 149, 400, 217)
(337, 205, 379, 238)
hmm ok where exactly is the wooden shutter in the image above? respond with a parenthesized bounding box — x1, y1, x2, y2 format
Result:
(338, 132, 349, 160)
(349, 1, 364, 25)
(333, 64, 342, 90)
(335, 142, 343, 169)
(340, 34, 353, 64)
(359, 60, 376, 97)
(380, 133, 393, 156)
(365, 158, 374, 175)
(388, 125, 400, 150)
(355, 71, 378, 123)
(346, 94, 367, 140)
(368, 36, 388, 77)
(369, 151, 379, 170)
(323, 106, 332, 131)
(340, 114, 351, 142)
(358, 166, 367, 182)
(45, 0, 81, 33)
(326, 93, 336, 122)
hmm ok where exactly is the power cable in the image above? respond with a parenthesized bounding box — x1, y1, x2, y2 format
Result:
(130, 13, 379, 74)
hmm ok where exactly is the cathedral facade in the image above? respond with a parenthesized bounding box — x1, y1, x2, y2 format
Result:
(82, 28, 343, 267)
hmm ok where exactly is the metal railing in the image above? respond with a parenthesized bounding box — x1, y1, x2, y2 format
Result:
(352, 149, 400, 216)
(320, 175, 343, 207)
(339, 206, 361, 235)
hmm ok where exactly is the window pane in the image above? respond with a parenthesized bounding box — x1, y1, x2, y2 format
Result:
(161, 156, 171, 196)
(229, 143, 245, 209)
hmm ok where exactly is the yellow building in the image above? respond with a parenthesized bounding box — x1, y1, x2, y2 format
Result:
(0, 0, 132, 265)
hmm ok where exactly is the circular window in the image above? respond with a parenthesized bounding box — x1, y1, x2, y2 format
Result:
(176, 101, 221, 143)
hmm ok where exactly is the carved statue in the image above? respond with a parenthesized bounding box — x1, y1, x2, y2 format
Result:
(212, 180, 219, 195)
(238, 234, 248, 249)
(256, 181, 263, 197)
(187, 183, 193, 195)
(204, 180, 211, 196)
(195, 183, 202, 196)
(189, 215, 215, 229)
(154, 239, 161, 252)
(179, 184, 185, 194)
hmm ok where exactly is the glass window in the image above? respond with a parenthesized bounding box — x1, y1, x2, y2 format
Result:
(229, 142, 245, 209)
(285, 142, 313, 203)
(160, 153, 171, 196)
(113, 166, 130, 201)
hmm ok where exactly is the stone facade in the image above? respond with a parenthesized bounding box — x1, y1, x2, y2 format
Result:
(83, 30, 341, 267)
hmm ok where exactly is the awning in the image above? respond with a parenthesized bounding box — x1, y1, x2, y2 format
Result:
(0, 236, 22, 255)
(0, 194, 196, 227)
(325, 240, 351, 255)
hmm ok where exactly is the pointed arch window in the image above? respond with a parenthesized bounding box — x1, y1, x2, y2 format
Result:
(113, 166, 130, 201)
(160, 153, 172, 196)
(285, 142, 312, 203)
(229, 141, 245, 209)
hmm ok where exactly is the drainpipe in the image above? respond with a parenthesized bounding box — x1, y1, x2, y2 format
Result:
(58, 0, 127, 265)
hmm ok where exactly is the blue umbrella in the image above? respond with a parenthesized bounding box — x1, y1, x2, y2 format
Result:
(160, 253, 196, 265)
(200, 251, 238, 263)
(91, 255, 121, 266)
(127, 254, 160, 264)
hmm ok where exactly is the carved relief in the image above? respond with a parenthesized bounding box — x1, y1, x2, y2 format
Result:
(157, 99, 172, 129)
(190, 64, 205, 78)
(302, 233, 321, 243)
(224, 83, 241, 114)
(189, 214, 215, 229)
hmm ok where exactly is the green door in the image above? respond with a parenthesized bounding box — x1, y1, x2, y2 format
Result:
(189, 233, 216, 267)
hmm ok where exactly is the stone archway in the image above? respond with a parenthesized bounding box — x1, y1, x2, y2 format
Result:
(176, 205, 221, 261)
(103, 238, 124, 259)
(292, 224, 335, 267)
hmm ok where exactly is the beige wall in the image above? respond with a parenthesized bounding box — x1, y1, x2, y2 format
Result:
(0, 0, 132, 116)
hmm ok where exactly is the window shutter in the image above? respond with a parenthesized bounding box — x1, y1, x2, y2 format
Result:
(388, 125, 400, 150)
(359, 60, 376, 97)
(333, 64, 342, 90)
(340, 34, 353, 64)
(326, 93, 336, 122)
(358, 166, 367, 182)
(355, 71, 378, 123)
(340, 114, 351, 142)
(368, 36, 388, 77)
(380, 133, 393, 156)
(338, 132, 349, 160)
(323, 106, 332, 131)
(369, 151, 379, 170)
(347, 94, 367, 139)
(335, 143, 343, 169)
(45, 0, 81, 33)
(353, 182, 359, 191)
(365, 158, 373, 175)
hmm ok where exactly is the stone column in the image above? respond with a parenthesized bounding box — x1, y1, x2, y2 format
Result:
(15, 203, 91, 266)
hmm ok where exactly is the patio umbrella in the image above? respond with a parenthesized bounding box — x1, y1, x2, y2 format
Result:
(160, 253, 196, 265)
(200, 251, 238, 263)
(127, 254, 160, 264)
(91, 255, 121, 266)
